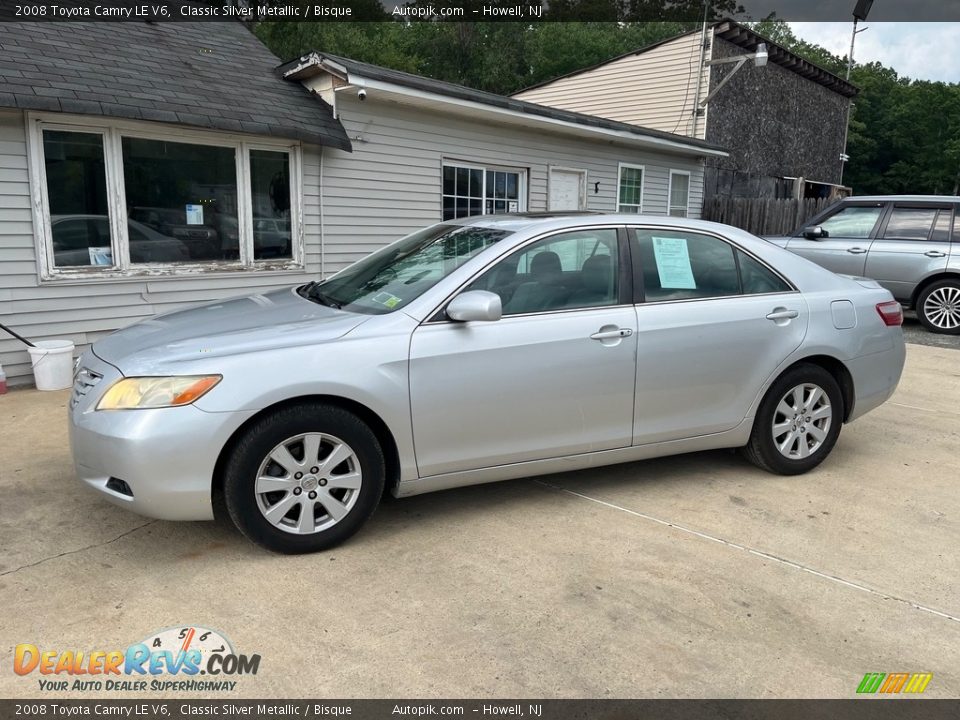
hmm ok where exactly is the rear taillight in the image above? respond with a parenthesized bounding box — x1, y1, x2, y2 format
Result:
(876, 301, 903, 327)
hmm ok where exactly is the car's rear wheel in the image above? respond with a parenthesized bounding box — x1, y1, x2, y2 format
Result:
(223, 403, 384, 554)
(742, 364, 843, 476)
(916, 279, 960, 334)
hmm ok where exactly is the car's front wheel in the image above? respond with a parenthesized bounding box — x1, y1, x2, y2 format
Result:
(223, 403, 385, 554)
(742, 364, 843, 476)
(916, 279, 960, 334)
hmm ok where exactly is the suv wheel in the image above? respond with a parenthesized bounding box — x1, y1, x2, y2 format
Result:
(916, 279, 960, 334)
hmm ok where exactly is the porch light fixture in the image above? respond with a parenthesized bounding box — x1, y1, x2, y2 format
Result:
(700, 43, 769, 106)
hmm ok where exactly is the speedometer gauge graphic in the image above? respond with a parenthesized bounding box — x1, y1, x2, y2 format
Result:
(139, 625, 234, 670)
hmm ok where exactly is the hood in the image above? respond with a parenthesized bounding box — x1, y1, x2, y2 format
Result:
(93, 287, 369, 373)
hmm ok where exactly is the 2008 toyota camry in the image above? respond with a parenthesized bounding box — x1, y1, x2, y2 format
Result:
(69, 214, 906, 553)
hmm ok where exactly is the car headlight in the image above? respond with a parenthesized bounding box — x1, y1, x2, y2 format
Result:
(96, 375, 222, 410)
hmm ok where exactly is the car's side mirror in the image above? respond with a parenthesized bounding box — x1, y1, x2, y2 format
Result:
(802, 226, 829, 240)
(447, 290, 502, 322)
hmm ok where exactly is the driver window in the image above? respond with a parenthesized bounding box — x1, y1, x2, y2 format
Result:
(816, 206, 884, 239)
(466, 229, 619, 315)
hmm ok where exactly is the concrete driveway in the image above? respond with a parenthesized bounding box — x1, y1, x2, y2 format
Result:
(0, 342, 958, 699)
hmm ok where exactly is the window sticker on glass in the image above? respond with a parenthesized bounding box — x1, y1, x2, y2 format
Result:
(651, 236, 697, 289)
(372, 291, 402, 309)
(185, 204, 204, 225)
(88, 247, 113, 265)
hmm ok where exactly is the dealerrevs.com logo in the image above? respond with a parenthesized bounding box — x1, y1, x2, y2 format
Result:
(14, 626, 260, 693)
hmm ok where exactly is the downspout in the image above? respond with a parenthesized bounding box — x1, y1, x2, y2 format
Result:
(690, 3, 711, 138)
(320, 146, 325, 278)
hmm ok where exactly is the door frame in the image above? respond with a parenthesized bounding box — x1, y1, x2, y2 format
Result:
(548, 166, 588, 211)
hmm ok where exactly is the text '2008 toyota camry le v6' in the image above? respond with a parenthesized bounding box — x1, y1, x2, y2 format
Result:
(69, 214, 906, 553)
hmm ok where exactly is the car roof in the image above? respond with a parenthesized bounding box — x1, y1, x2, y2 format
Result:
(841, 195, 960, 203)
(445, 212, 751, 236)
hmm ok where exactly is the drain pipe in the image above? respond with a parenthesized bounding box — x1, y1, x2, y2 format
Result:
(690, 0, 711, 138)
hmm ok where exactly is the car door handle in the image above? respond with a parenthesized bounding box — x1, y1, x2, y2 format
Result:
(590, 328, 633, 340)
(846, 247, 868, 254)
(766, 309, 799, 321)
(925, 250, 947, 258)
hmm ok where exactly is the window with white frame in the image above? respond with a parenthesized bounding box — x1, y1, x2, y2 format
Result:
(617, 164, 644, 213)
(30, 116, 300, 278)
(668, 170, 691, 218)
(442, 162, 526, 221)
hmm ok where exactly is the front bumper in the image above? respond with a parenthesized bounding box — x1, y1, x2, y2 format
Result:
(68, 351, 255, 521)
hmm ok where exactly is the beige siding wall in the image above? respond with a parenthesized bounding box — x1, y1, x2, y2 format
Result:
(320, 95, 706, 274)
(0, 110, 322, 386)
(515, 32, 711, 140)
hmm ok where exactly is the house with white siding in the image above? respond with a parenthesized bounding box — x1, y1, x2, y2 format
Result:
(0, 21, 726, 387)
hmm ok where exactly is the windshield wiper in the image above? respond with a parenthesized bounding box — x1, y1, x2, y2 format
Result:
(300, 281, 342, 309)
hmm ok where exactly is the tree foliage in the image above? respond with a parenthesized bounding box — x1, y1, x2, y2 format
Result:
(256, 17, 960, 195)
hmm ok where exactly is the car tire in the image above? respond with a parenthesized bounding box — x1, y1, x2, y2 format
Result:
(916, 279, 960, 335)
(741, 364, 843, 476)
(223, 403, 385, 554)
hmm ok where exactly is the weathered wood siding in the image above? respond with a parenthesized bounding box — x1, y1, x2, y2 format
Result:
(513, 31, 711, 140)
(705, 37, 851, 188)
(0, 110, 322, 386)
(319, 94, 706, 274)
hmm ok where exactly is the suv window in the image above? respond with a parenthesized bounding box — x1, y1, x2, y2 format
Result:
(930, 210, 953, 242)
(883, 207, 940, 240)
(466, 229, 619, 315)
(633, 230, 790, 301)
(816, 205, 884, 239)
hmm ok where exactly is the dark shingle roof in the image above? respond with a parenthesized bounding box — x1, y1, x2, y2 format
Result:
(281, 53, 726, 156)
(0, 20, 351, 150)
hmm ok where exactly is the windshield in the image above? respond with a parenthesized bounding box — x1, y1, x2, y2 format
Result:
(300, 224, 512, 314)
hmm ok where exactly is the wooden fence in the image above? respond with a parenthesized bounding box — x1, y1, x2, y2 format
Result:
(703, 197, 832, 236)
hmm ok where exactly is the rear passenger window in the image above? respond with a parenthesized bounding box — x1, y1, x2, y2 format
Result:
(634, 230, 790, 301)
(883, 207, 939, 240)
(738, 251, 791, 294)
(634, 230, 738, 301)
(931, 210, 953, 242)
(466, 229, 620, 315)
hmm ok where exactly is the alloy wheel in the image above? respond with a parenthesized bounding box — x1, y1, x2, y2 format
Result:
(771, 383, 833, 460)
(254, 432, 362, 535)
(923, 285, 960, 331)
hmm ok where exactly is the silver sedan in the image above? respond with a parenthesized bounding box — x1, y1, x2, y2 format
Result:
(69, 214, 906, 553)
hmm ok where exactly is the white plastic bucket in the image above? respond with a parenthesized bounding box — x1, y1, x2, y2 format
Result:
(27, 340, 75, 391)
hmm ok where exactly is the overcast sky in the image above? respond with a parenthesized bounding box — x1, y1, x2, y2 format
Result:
(789, 22, 960, 83)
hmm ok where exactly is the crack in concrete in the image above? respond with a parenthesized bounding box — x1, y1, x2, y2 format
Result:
(0, 520, 157, 578)
(537, 480, 960, 625)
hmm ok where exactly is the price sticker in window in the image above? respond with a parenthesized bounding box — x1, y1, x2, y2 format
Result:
(651, 236, 696, 289)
